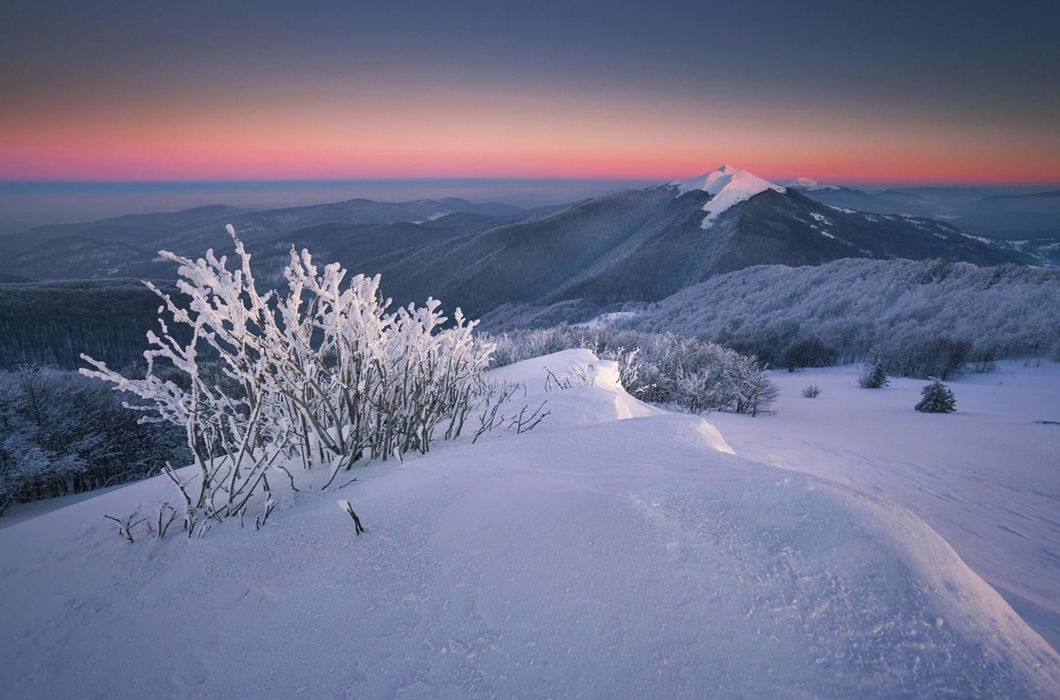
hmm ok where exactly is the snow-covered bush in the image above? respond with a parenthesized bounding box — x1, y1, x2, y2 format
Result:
(915, 380, 957, 413)
(858, 361, 889, 389)
(81, 227, 494, 535)
(486, 327, 777, 416)
(544, 360, 596, 391)
(801, 385, 821, 398)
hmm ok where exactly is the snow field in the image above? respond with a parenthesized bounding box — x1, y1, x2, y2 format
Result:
(708, 361, 1060, 654)
(0, 352, 1058, 697)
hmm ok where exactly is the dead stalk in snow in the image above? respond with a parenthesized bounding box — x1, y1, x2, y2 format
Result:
(338, 499, 365, 535)
(103, 514, 146, 543)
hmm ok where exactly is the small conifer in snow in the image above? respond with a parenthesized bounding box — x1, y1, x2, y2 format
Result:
(915, 380, 956, 413)
(858, 361, 889, 389)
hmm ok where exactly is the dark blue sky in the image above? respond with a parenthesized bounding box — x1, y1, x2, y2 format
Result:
(3, 0, 1058, 182)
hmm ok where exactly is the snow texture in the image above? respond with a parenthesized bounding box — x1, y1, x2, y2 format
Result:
(1, 351, 1058, 698)
(708, 362, 1060, 655)
(674, 165, 786, 228)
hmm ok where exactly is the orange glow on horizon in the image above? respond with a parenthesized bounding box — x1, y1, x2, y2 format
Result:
(3, 83, 1059, 185)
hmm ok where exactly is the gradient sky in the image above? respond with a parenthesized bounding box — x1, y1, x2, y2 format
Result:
(2, 0, 1059, 184)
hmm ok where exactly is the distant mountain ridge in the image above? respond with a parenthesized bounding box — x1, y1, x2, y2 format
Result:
(5, 166, 1058, 371)
(0, 167, 1040, 320)
(786, 179, 1060, 241)
(0, 197, 534, 281)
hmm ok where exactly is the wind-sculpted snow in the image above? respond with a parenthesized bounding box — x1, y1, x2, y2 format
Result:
(707, 361, 1060, 655)
(1, 351, 1057, 697)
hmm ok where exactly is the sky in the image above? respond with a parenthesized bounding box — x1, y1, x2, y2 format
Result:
(2, 0, 1059, 185)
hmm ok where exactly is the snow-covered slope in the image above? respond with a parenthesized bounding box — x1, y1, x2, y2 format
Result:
(1, 351, 1058, 697)
(674, 164, 786, 227)
(707, 361, 1060, 654)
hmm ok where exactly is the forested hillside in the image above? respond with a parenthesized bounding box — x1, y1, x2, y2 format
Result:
(621, 259, 1060, 374)
(0, 280, 179, 369)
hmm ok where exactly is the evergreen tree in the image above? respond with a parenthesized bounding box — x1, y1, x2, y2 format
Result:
(858, 361, 889, 388)
(915, 380, 956, 413)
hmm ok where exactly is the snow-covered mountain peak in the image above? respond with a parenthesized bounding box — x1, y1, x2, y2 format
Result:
(673, 165, 786, 228)
(674, 164, 777, 196)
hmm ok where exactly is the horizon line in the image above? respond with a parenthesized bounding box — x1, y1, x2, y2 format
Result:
(2, 176, 1060, 190)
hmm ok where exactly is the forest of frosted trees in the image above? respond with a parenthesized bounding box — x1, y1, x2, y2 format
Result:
(0, 280, 179, 370)
(0, 367, 188, 515)
(622, 259, 1060, 376)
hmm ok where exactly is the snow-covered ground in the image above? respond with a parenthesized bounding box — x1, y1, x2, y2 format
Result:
(1, 351, 1058, 697)
(708, 361, 1060, 654)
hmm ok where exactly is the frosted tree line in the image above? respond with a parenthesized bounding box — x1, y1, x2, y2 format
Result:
(0, 280, 172, 371)
(620, 258, 1060, 376)
(82, 227, 495, 535)
(0, 367, 188, 516)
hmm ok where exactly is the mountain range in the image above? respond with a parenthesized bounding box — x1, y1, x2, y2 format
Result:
(0, 167, 1050, 320)
(782, 179, 1060, 244)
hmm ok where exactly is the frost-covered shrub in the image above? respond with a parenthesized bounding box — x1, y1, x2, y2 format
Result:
(486, 326, 777, 416)
(544, 360, 596, 391)
(801, 385, 821, 398)
(82, 227, 494, 535)
(858, 361, 889, 389)
(915, 381, 957, 413)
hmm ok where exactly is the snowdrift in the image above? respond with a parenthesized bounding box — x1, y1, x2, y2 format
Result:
(1, 350, 1058, 698)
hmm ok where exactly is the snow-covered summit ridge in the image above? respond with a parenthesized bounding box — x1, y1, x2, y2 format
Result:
(781, 177, 843, 192)
(489, 350, 734, 447)
(673, 165, 787, 228)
